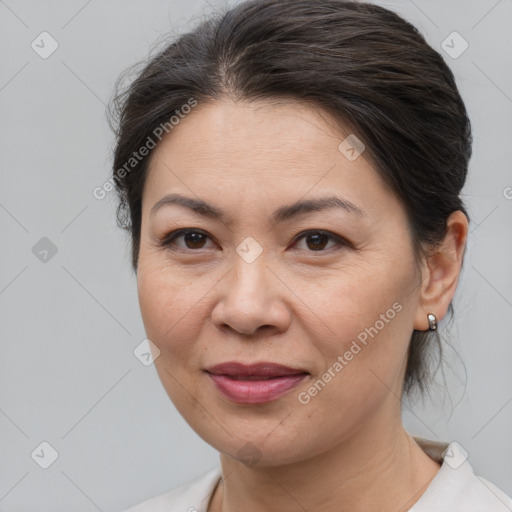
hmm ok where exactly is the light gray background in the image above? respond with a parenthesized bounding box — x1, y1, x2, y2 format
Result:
(0, 0, 511, 510)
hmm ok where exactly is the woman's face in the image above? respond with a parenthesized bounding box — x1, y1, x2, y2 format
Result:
(137, 98, 426, 466)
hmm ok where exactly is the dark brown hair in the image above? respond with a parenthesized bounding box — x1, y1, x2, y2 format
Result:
(108, 0, 472, 399)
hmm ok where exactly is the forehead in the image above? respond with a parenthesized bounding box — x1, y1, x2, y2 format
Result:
(147, 97, 358, 174)
(142, 98, 400, 222)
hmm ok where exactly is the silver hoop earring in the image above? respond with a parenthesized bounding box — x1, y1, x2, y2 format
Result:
(427, 313, 437, 331)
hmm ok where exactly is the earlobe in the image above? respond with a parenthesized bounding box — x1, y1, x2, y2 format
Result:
(413, 210, 469, 331)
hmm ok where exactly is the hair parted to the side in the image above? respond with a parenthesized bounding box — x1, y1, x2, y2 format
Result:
(107, 0, 472, 400)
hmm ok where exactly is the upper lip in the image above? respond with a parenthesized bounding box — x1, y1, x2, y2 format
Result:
(205, 361, 309, 377)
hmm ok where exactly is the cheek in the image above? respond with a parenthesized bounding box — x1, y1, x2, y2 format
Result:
(302, 258, 416, 388)
(137, 261, 202, 357)
(136, 261, 211, 411)
(303, 258, 411, 340)
(295, 285, 412, 439)
(136, 254, 228, 380)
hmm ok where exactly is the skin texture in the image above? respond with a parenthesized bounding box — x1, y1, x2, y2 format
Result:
(136, 98, 468, 512)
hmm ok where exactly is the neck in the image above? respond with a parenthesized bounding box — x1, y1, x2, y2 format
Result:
(209, 404, 441, 512)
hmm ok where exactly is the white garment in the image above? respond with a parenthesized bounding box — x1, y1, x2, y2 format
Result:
(121, 437, 512, 512)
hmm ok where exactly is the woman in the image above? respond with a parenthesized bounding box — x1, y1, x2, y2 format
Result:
(109, 0, 512, 510)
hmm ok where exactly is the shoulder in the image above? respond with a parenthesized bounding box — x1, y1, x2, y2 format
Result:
(120, 465, 222, 512)
(411, 440, 512, 512)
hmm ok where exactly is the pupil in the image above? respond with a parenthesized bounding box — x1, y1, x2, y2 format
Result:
(307, 234, 327, 250)
(185, 232, 205, 248)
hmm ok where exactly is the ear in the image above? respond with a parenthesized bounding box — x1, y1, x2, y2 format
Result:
(413, 210, 469, 331)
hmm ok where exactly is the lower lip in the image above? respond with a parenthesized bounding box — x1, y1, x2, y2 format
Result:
(206, 372, 309, 404)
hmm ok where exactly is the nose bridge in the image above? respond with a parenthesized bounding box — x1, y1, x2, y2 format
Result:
(212, 247, 289, 335)
(229, 249, 270, 305)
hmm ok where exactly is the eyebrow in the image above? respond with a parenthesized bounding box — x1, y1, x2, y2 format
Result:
(149, 193, 365, 224)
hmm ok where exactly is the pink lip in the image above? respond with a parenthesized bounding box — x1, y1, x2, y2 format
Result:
(204, 361, 309, 404)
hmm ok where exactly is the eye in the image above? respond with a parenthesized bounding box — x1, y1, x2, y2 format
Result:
(158, 228, 350, 253)
(291, 230, 349, 252)
(159, 229, 215, 251)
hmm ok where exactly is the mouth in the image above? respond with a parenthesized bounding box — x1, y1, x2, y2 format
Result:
(204, 361, 310, 404)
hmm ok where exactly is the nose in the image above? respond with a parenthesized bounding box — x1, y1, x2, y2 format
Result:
(211, 255, 291, 337)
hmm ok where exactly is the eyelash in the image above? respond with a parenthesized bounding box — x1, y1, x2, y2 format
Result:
(158, 228, 351, 253)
